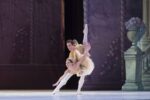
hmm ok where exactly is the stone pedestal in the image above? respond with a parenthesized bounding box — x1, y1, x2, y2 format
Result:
(122, 46, 142, 90)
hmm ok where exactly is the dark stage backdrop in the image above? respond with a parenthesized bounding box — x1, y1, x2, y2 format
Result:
(82, 0, 142, 90)
(0, 0, 142, 89)
(0, 0, 65, 89)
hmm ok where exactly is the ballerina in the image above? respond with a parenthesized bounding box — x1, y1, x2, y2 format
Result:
(52, 24, 94, 95)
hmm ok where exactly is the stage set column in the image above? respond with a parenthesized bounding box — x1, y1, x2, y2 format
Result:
(139, 0, 150, 51)
(122, 0, 150, 91)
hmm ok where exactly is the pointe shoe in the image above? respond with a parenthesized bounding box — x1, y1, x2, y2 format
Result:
(76, 90, 82, 95)
(52, 90, 59, 95)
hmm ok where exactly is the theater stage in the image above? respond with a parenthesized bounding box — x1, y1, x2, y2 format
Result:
(0, 90, 150, 100)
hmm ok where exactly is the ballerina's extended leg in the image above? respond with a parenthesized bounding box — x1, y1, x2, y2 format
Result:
(83, 24, 88, 44)
(83, 24, 91, 56)
(77, 75, 85, 95)
(52, 73, 73, 95)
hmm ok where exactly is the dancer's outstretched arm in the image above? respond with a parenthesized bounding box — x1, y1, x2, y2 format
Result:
(52, 69, 69, 87)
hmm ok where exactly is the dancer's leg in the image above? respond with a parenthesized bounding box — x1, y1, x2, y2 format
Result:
(83, 24, 88, 44)
(52, 73, 73, 94)
(77, 75, 85, 94)
(83, 24, 91, 57)
(52, 70, 69, 87)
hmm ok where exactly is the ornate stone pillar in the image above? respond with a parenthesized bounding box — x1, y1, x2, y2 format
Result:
(122, 0, 144, 90)
(122, 46, 142, 90)
(123, 0, 150, 91)
(139, 0, 150, 91)
(139, 0, 150, 51)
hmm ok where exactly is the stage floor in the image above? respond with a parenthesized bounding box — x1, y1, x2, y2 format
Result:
(0, 90, 150, 100)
